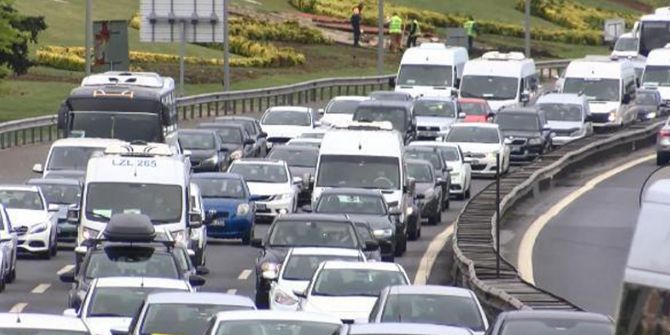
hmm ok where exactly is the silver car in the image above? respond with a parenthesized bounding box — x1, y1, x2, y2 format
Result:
(0, 205, 17, 290)
(414, 96, 459, 141)
(657, 117, 670, 165)
(536, 93, 593, 146)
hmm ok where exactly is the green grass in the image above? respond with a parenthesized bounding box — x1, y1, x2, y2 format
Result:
(478, 34, 610, 59)
(232, 0, 298, 12)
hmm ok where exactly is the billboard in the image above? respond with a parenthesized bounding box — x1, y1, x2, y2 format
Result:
(139, 0, 225, 43)
(93, 20, 130, 72)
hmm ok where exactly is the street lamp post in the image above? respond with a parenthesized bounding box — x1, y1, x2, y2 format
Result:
(524, 0, 531, 58)
(85, 0, 92, 75)
(377, 0, 384, 75)
(496, 152, 501, 278)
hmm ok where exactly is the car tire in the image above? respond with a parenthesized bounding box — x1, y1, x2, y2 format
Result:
(7, 266, 16, 284)
(50, 238, 58, 257)
(465, 186, 471, 199)
(0, 276, 5, 293)
(428, 211, 440, 225)
(394, 238, 404, 257)
(408, 222, 418, 241)
(255, 289, 269, 309)
(657, 153, 668, 166)
(444, 198, 450, 210)
(242, 228, 253, 245)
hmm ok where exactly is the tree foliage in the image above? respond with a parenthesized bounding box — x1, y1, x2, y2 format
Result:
(0, 0, 46, 77)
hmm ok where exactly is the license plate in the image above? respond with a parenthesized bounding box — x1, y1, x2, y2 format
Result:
(512, 145, 521, 152)
(212, 219, 226, 226)
(256, 203, 267, 210)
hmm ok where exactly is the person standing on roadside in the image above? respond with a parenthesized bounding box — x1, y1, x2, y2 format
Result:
(351, 7, 362, 47)
(388, 12, 403, 53)
(463, 16, 478, 52)
(406, 19, 421, 48)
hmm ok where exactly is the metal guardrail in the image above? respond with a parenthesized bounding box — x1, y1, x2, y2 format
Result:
(0, 60, 570, 150)
(453, 119, 664, 317)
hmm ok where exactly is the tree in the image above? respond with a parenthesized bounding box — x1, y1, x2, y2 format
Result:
(0, 0, 46, 77)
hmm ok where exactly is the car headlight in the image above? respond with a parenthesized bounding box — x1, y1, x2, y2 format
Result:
(528, 137, 543, 145)
(170, 230, 186, 243)
(273, 193, 292, 201)
(30, 222, 48, 234)
(450, 171, 461, 177)
(237, 203, 250, 216)
(261, 262, 280, 273)
(488, 151, 498, 158)
(230, 150, 243, 160)
(405, 207, 413, 216)
(81, 227, 99, 240)
(608, 110, 617, 122)
(203, 155, 219, 165)
(274, 289, 299, 306)
(373, 228, 393, 238)
(647, 112, 657, 119)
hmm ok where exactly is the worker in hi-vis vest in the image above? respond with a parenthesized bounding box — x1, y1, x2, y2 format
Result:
(463, 16, 478, 51)
(406, 19, 421, 48)
(388, 13, 403, 53)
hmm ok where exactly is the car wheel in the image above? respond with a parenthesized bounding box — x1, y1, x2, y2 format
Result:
(255, 289, 270, 309)
(444, 197, 450, 210)
(465, 187, 471, 199)
(242, 228, 253, 245)
(428, 211, 440, 225)
(50, 237, 58, 257)
(0, 276, 5, 293)
(657, 153, 668, 166)
(394, 237, 404, 257)
(7, 266, 16, 284)
(408, 220, 418, 241)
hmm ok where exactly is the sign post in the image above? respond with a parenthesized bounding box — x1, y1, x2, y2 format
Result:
(93, 20, 130, 72)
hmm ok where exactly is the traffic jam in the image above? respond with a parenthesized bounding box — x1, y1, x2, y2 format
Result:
(0, 32, 668, 335)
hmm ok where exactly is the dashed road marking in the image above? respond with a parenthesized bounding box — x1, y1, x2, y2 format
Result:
(9, 303, 28, 313)
(226, 289, 238, 294)
(31, 283, 51, 294)
(237, 269, 252, 280)
(57, 264, 75, 276)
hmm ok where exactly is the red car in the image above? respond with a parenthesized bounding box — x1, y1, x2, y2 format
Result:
(458, 98, 494, 123)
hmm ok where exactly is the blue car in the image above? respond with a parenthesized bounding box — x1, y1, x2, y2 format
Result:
(191, 173, 256, 244)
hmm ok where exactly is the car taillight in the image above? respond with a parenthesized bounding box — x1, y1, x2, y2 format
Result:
(659, 129, 670, 138)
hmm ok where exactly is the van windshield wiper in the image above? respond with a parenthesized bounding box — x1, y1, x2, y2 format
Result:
(86, 211, 110, 221)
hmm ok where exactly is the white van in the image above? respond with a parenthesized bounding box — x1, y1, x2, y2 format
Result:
(614, 179, 670, 333)
(33, 138, 125, 179)
(313, 123, 415, 227)
(561, 56, 637, 128)
(73, 143, 198, 248)
(642, 47, 670, 106)
(459, 51, 539, 112)
(394, 43, 469, 98)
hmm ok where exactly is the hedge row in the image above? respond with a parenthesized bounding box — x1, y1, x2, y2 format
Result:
(514, 0, 638, 30)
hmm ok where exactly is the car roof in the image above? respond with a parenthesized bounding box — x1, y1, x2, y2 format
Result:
(232, 158, 286, 165)
(319, 188, 384, 197)
(498, 106, 541, 114)
(289, 247, 362, 257)
(536, 93, 587, 105)
(348, 323, 473, 335)
(26, 178, 81, 186)
(358, 100, 414, 109)
(0, 313, 89, 331)
(214, 310, 342, 324)
(192, 172, 244, 180)
(266, 106, 312, 113)
(321, 260, 401, 271)
(450, 122, 499, 129)
(386, 285, 474, 297)
(405, 158, 433, 167)
(416, 96, 455, 102)
(405, 146, 439, 154)
(215, 116, 256, 122)
(93, 277, 191, 290)
(178, 129, 219, 135)
(458, 98, 487, 103)
(0, 184, 40, 192)
(199, 122, 245, 130)
(409, 142, 460, 149)
(275, 213, 351, 223)
(270, 145, 319, 152)
(330, 96, 369, 101)
(145, 292, 255, 307)
(50, 138, 125, 148)
(500, 310, 611, 323)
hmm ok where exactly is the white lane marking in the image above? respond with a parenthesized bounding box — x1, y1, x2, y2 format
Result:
(237, 269, 252, 280)
(9, 303, 28, 313)
(226, 289, 238, 294)
(414, 225, 455, 285)
(57, 264, 75, 276)
(31, 283, 51, 294)
(518, 154, 655, 285)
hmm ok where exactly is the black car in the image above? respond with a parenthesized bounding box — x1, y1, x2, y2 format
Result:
(487, 310, 614, 335)
(250, 213, 380, 308)
(26, 178, 81, 243)
(197, 123, 257, 163)
(631, 88, 663, 120)
(495, 106, 552, 161)
(178, 129, 229, 172)
(267, 145, 319, 206)
(309, 188, 406, 262)
(369, 90, 414, 102)
(353, 100, 416, 144)
(59, 214, 205, 309)
(404, 146, 450, 210)
(215, 116, 268, 157)
(406, 159, 444, 226)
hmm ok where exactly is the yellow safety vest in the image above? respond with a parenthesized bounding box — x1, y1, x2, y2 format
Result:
(390, 16, 403, 34)
(464, 20, 477, 37)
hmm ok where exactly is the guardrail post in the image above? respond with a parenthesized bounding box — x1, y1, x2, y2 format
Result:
(232, 100, 238, 115)
(242, 99, 247, 115)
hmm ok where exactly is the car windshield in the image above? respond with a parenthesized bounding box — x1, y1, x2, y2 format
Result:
(262, 110, 311, 126)
(283, 254, 360, 280)
(34, 184, 80, 205)
(47, 146, 103, 171)
(216, 320, 341, 335)
(268, 221, 358, 248)
(85, 183, 182, 224)
(179, 132, 216, 150)
(141, 303, 254, 335)
(538, 104, 583, 122)
(192, 178, 246, 199)
(312, 268, 407, 296)
(353, 107, 407, 132)
(437, 147, 460, 162)
(381, 294, 486, 331)
(201, 127, 242, 144)
(0, 190, 44, 210)
(220, 120, 257, 136)
(459, 101, 488, 116)
(85, 249, 179, 279)
(398, 64, 453, 87)
(496, 113, 540, 132)
(0, 330, 88, 335)
(460, 76, 519, 100)
(326, 100, 363, 115)
(414, 100, 456, 117)
(500, 318, 614, 335)
(563, 78, 620, 102)
(635, 92, 659, 105)
(70, 112, 162, 142)
(640, 21, 670, 56)
(86, 287, 182, 318)
(407, 163, 434, 183)
(445, 127, 500, 144)
(316, 155, 401, 190)
(229, 163, 288, 183)
(268, 148, 318, 167)
(316, 194, 386, 215)
(405, 150, 442, 170)
(642, 66, 670, 86)
(614, 37, 638, 51)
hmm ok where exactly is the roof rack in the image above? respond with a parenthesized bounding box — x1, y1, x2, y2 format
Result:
(481, 51, 525, 61)
(104, 142, 175, 157)
(103, 214, 156, 242)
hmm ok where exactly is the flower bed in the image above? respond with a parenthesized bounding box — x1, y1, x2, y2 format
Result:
(515, 0, 638, 30)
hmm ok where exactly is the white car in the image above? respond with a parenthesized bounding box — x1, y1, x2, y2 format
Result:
(0, 205, 17, 288)
(319, 96, 369, 127)
(298, 261, 410, 322)
(33, 138, 124, 179)
(443, 123, 510, 177)
(188, 183, 207, 266)
(64, 276, 192, 335)
(285, 137, 321, 148)
(228, 159, 302, 223)
(0, 185, 58, 259)
(409, 142, 472, 199)
(260, 106, 317, 148)
(207, 310, 343, 335)
(268, 247, 366, 311)
(0, 313, 89, 335)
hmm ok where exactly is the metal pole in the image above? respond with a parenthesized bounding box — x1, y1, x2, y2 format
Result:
(496, 152, 501, 278)
(524, 0, 531, 58)
(179, 22, 186, 97)
(223, 0, 231, 91)
(377, 0, 384, 75)
(85, 0, 92, 75)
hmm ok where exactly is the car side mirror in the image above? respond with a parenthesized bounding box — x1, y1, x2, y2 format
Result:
(364, 240, 380, 251)
(585, 115, 593, 122)
(388, 77, 397, 88)
(63, 308, 78, 318)
(388, 207, 401, 216)
(447, 166, 453, 172)
(293, 289, 307, 298)
(503, 138, 513, 145)
(251, 238, 263, 248)
(292, 177, 303, 186)
(262, 270, 279, 281)
(183, 150, 192, 157)
(520, 90, 530, 103)
(463, 157, 473, 164)
(415, 193, 426, 200)
(196, 266, 210, 276)
(249, 195, 263, 202)
(59, 269, 76, 283)
(244, 139, 256, 146)
(32, 163, 44, 174)
(110, 326, 129, 335)
(318, 108, 325, 115)
(436, 178, 446, 186)
(188, 275, 206, 287)
(189, 211, 203, 228)
(48, 204, 60, 212)
(542, 125, 551, 132)
(258, 132, 268, 138)
(301, 205, 313, 213)
(458, 112, 466, 119)
(66, 208, 80, 224)
(404, 177, 416, 194)
(622, 94, 631, 104)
